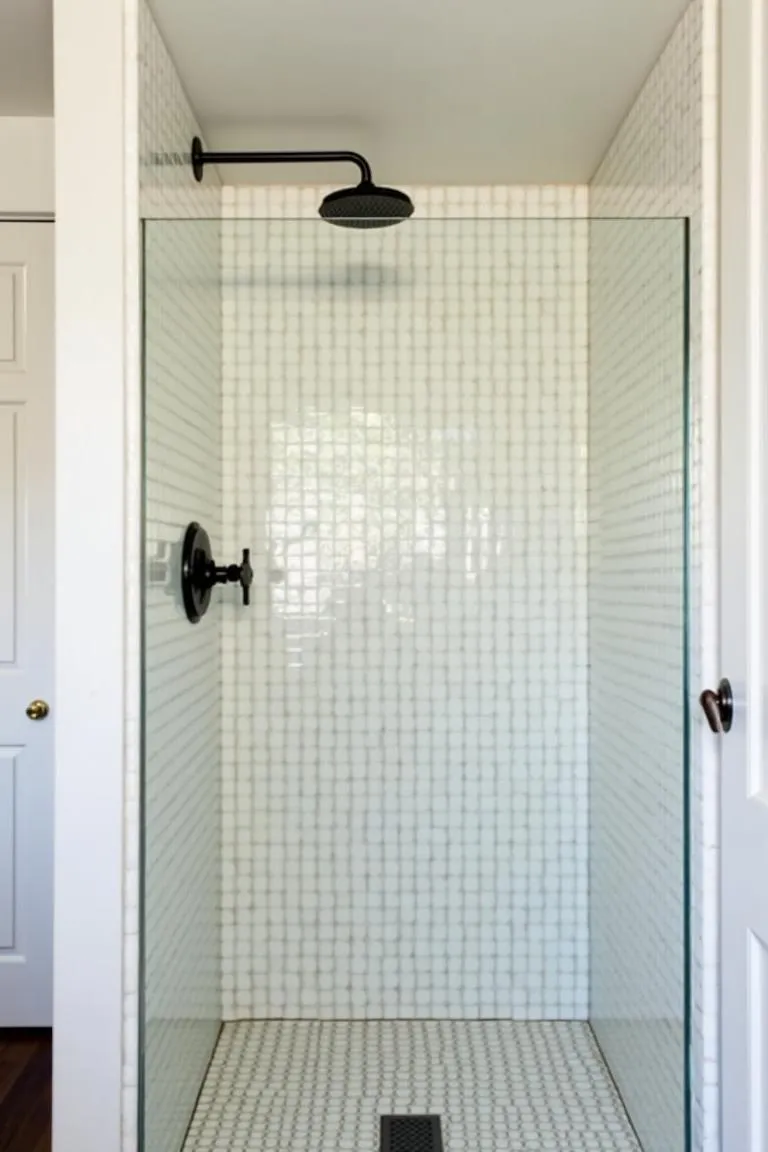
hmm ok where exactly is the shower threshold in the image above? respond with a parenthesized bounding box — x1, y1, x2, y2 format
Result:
(182, 1020, 641, 1152)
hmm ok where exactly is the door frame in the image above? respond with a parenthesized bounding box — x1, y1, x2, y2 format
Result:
(52, 1, 140, 1150)
(719, 0, 767, 1145)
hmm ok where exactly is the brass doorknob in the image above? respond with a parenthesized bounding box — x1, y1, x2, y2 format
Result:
(26, 699, 50, 721)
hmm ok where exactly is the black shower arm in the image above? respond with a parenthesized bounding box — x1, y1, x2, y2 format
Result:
(191, 136, 372, 184)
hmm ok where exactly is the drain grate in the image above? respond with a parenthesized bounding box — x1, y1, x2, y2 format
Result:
(380, 1116, 443, 1152)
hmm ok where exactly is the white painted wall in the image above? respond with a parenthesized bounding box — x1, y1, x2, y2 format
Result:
(0, 117, 54, 215)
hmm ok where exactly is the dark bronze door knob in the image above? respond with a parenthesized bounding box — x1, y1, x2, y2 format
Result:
(699, 678, 733, 734)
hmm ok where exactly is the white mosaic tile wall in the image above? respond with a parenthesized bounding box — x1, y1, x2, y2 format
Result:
(134, 5, 223, 1152)
(588, 217, 688, 1152)
(137, 3, 220, 221)
(220, 192, 591, 1021)
(589, 2, 720, 1149)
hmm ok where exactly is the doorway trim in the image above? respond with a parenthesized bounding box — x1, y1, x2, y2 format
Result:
(719, 0, 768, 1145)
(52, 1, 140, 1150)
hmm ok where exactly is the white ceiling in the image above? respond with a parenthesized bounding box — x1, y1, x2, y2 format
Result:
(0, 0, 690, 182)
(0, 0, 53, 115)
(151, 0, 690, 185)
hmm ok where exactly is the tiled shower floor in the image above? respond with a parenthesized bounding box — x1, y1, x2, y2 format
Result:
(182, 1021, 642, 1152)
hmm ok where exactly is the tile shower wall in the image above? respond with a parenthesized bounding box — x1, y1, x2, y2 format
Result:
(136, 5, 222, 1152)
(221, 192, 590, 1020)
(589, 1, 719, 1150)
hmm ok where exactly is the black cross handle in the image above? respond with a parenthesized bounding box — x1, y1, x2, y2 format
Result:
(212, 548, 254, 606)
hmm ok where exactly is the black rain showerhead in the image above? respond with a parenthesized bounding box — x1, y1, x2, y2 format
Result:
(190, 137, 415, 228)
(319, 182, 414, 229)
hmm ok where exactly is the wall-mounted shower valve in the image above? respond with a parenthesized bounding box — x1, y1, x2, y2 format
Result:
(181, 522, 253, 623)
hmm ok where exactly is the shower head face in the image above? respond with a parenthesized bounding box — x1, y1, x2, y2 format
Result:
(319, 182, 414, 229)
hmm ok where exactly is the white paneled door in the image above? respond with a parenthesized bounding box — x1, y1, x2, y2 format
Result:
(0, 222, 54, 1026)
(721, 0, 768, 1144)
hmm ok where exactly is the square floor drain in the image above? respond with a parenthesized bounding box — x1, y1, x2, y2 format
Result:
(380, 1116, 443, 1152)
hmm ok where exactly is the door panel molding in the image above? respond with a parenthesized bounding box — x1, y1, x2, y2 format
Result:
(0, 748, 20, 950)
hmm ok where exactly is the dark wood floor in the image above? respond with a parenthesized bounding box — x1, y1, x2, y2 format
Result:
(0, 1031, 51, 1152)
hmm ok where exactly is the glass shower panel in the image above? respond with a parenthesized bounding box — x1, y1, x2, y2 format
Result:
(140, 217, 689, 1152)
(140, 218, 223, 1152)
(588, 218, 690, 1152)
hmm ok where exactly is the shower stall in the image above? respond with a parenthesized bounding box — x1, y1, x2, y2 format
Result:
(140, 210, 689, 1152)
